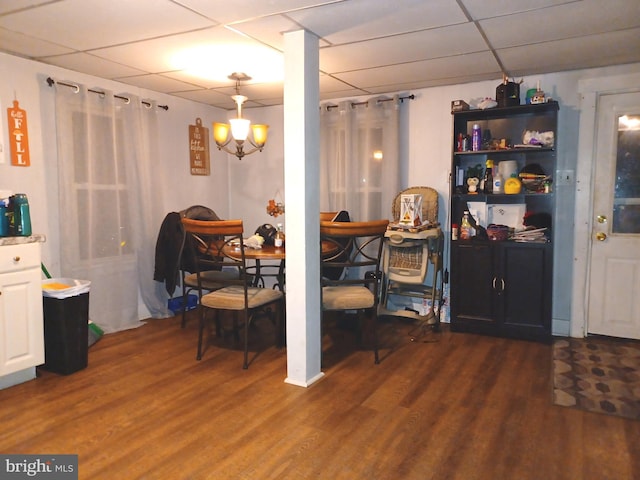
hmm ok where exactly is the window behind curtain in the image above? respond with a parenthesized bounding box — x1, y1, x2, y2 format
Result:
(53, 84, 169, 332)
(320, 97, 401, 222)
(71, 112, 134, 261)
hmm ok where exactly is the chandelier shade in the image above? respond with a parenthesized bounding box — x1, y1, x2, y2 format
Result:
(212, 73, 268, 160)
(229, 118, 250, 142)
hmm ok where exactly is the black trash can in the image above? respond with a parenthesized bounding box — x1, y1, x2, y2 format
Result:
(41, 279, 90, 375)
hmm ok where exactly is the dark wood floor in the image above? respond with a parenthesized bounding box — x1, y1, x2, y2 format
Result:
(1, 310, 638, 480)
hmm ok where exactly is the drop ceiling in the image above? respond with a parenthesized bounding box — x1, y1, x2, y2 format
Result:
(1, 0, 639, 110)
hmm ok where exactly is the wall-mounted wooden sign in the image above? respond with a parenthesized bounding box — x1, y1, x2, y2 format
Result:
(189, 117, 210, 176)
(7, 100, 30, 167)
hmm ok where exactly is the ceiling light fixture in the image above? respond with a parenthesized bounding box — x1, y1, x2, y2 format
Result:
(212, 73, 268, 160)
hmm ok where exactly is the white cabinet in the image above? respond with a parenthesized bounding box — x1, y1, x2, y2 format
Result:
(0, 240, 44, 387)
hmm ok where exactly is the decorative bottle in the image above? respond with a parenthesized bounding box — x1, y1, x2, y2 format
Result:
(483, 160, 494, 194)
(472, 124, 482, 151)
(460, 211, 472, 240)
(493, 170, 503, 194)
(274, 223, 285, 248)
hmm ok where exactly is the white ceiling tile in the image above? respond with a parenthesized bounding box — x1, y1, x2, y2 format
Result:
(461, 0, 574, 20)
(225, 82, 284, 102)
(0, 0, 52, 15)
(0, 0, 637, 106)
(228, 14, 330, 51)
(333, 52, 501, 89)
(174, 0, 336, 25)
(319, 74, 360, 93)
(162, 70, 225, 90)
(287, 0, 468, 44)
(364, 72, 500, 92)
(320, 23, 486, 73)
(319, 87, 371, 101)
(91, 26, 283, 83)
(172, 89, 235, 109)
(0, 0, 215, 50)
(115, 74, 204, 93)
(40, 52, 147, 78)
(0, 27, 74, 57)
(498, 28, 640, 75)
(480, 0, 640, 48)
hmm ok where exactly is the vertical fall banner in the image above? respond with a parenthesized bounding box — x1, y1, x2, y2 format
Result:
(189, 117, 210, 176)
(7, 100, 30, 167)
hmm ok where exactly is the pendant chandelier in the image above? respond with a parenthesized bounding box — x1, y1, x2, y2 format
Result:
(212, 73, 268, 161)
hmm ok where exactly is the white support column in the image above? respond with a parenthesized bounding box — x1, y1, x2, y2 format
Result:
(283, 30, 323, 387)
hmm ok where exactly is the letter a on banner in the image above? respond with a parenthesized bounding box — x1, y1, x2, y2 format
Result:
(7, 100, 31, 167)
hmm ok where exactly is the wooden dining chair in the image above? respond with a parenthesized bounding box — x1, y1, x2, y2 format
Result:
(181, 218, 285, 369)
(178, 206, 238, 328)
(320, 211, 339, 222)
(320, 219, 389, 364)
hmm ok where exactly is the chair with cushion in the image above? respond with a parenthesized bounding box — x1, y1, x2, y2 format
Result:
(320, 219, 389, 364)
(181, 218, 285, 369)
(178, 205, 237, 328)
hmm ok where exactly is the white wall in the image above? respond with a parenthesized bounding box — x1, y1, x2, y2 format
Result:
(0, 52, 230, 289)
(227, 104, 285, 235)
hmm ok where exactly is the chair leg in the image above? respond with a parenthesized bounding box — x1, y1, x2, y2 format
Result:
(243, 310, 250, 369)
(362, 308, 380, 364)
(372, 310, 380, 364)
(181, 289, 188, 328)
(277, 299, 285, 348)
(180, 276, 190, 328)
(196, 306, 206, 360)
(215, 311, 222, 337)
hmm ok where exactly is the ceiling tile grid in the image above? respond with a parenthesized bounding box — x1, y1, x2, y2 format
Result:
(0, 0, 638, 108)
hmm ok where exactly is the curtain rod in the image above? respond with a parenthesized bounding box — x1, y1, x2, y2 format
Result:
(46, 77, 169, 111)
(324, 94, 415, 111)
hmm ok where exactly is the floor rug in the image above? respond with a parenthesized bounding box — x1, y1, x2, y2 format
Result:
(552, 337, 640, 420)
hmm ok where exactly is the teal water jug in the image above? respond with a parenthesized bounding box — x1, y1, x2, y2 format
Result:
(12, 193, 32, 236)
(0, 199, 8, 236)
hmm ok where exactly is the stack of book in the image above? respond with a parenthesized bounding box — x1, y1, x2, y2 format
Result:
(512, 227, 548, 243)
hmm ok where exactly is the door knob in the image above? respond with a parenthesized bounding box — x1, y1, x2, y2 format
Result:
(596, 232, 607, 241)
(597, 215, 607, 224)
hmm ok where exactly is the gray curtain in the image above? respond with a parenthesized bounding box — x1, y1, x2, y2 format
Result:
(52, 82, 170, 333)
(319, 95, 402, 222)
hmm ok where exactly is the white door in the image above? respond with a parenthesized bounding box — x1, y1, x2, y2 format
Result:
(587, 91, 640, 339)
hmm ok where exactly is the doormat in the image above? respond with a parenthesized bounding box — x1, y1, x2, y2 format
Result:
(552, 337, 640, 420)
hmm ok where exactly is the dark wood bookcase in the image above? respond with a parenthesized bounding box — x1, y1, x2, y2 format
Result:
(449, 102, 559, 342)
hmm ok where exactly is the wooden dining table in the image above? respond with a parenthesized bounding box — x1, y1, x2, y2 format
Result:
(243, 245, 286, 291)
(219, 243, 286, 290)
(222, 241, 337, 292)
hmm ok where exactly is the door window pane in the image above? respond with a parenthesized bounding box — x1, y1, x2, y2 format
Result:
(613, 114, 640, 234)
